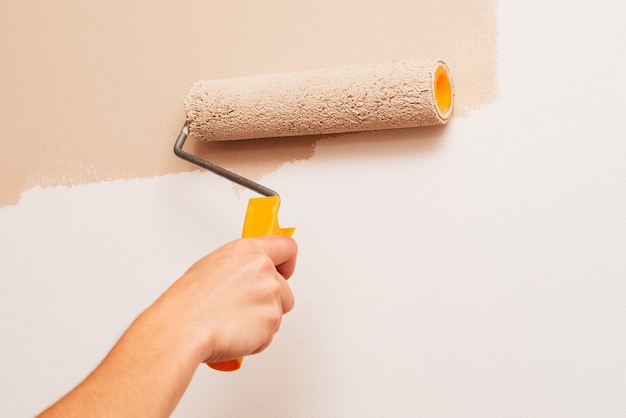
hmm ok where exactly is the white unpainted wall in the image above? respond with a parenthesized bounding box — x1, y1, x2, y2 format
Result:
(2, 2, 626, 417)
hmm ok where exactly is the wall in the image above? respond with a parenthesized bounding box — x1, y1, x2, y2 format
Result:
(2, 1, 626, 417)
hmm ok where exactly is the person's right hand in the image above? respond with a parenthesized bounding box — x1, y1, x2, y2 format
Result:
(140, 235, 298, 366)
(37, 236, 298, 418)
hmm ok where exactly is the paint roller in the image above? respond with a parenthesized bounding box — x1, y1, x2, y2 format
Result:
(174, 58, 453, 371)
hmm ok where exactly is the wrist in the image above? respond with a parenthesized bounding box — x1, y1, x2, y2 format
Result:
(130, 305, 207, 372)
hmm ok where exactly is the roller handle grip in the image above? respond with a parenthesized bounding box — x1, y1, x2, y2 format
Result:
(207, 196, 294, 372)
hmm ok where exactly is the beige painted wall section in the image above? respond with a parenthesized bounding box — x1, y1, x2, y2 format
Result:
(1, 0, 497, 207)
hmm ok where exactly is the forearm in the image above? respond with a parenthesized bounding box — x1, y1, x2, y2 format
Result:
(38, 310, 199, 418)
(37, 237, 297, 417)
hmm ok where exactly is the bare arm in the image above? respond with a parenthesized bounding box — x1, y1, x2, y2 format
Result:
(38, 236, 298, 418)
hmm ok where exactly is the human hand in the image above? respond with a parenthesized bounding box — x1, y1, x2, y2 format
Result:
(140, 235, 298, 367)
(36, 236, 297, 418)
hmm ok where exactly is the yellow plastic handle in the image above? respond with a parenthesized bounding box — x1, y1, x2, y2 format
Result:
(208, 196, 294, 372)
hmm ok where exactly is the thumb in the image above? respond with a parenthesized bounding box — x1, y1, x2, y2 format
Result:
(255, 236, 298, 279)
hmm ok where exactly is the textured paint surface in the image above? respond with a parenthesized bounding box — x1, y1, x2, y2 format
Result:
(0, 0, 497, 207)
(185, 60, 451, 141)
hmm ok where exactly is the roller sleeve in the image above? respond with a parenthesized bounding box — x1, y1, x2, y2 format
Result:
(184, 59, 453, 142)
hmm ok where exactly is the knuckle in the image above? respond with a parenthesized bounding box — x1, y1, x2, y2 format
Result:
(249, 256, 277, 279)
(264, 305, 283, 331)
(258, 255, 276, 272)
(260, 275, 281, 296)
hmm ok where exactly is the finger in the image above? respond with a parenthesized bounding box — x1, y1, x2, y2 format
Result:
(256, 236, 298, 279)
(277, 275, 295, 314)
(252, 335, 274, 355)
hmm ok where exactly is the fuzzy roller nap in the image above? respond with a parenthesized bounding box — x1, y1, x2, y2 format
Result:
(174, 58, 453, 372)
(185, 59, 453, 142)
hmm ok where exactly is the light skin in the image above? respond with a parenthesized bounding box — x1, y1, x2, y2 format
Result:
(37, 235, 298, 418)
